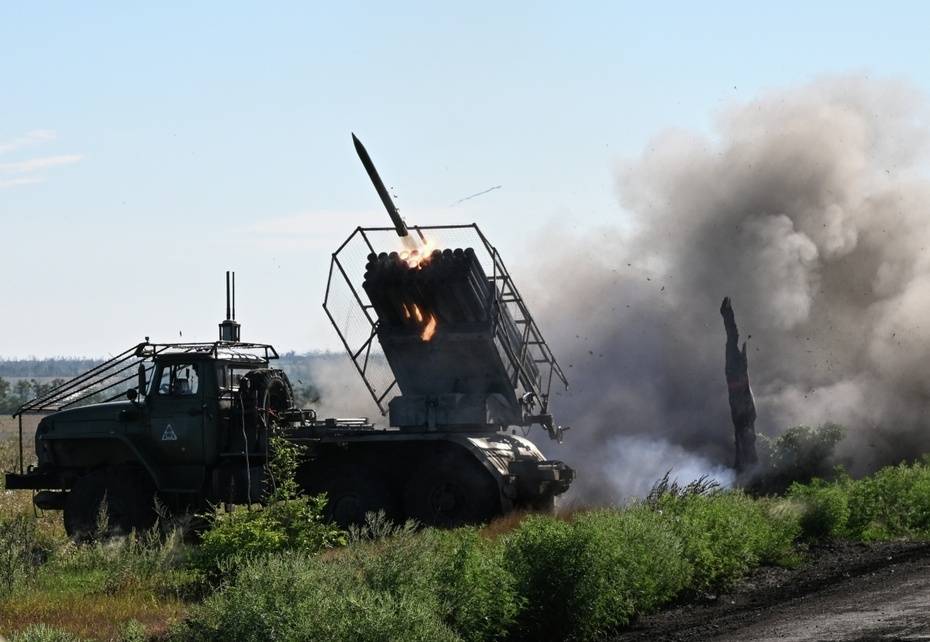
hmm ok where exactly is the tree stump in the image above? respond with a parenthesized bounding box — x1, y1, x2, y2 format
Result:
(720, 297, 758, 472)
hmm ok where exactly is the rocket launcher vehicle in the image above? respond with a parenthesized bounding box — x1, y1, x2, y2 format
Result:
(324, 135, 568, 439)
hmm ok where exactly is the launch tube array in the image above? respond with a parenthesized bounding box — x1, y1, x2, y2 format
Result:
(363, 247, 493, 329)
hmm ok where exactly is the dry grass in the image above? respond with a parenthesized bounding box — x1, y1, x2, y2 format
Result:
(480, 511, 531, 539)
(0, 591, 186, 641)
(0, 433, 190, 641)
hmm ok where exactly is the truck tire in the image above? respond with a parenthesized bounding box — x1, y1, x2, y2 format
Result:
(64, 468, 157, 541)
(316, 465, 398, 528)
(403, 452, 501, 527)
(242, 369, 294, 416)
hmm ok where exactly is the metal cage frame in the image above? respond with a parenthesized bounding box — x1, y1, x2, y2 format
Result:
(322, 223, 568, 417)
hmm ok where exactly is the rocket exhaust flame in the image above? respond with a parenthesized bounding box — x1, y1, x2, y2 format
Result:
(421, 314, 437, 341)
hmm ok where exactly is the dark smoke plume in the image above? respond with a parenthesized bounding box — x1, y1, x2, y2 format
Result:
(533, 75, 930, 503)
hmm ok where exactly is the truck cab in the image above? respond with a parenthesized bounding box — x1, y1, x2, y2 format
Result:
(7, 341, 287, 537)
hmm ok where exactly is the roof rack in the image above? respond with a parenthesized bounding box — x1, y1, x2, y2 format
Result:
(13, 340, 278, 417)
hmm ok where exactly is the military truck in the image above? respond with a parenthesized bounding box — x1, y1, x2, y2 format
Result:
(5, 137, 573, 537)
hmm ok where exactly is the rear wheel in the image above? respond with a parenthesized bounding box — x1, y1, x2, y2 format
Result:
(303, 463, 398, 528)
(64, 468, 157, 541)
(403, 452, 501, 527)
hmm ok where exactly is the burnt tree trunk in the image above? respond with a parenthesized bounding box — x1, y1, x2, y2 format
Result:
(720, 297, 758, 472)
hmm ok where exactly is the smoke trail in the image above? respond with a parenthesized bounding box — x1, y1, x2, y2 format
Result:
(534, 75, 930, 502)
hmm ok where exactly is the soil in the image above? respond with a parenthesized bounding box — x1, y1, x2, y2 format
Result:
(616, 540, 930, 641)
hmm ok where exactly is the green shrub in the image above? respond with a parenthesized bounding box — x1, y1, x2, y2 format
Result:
(10, 624, 86, 642)
(755, 424, 846, 493)
(116, 619, 147, 642)
(0, 513, 47, 596)
(193, 494, 344, 576)
(427, 529, 520, 642)
(658, 491, 800, 591)
(343, 525, 519, 641)
(845, 461, 930, 540)
(172, 552, 460, 642)
(788, 479, 850, 539)
(503, 509, 689, 641)
(193, 434, 345, 578)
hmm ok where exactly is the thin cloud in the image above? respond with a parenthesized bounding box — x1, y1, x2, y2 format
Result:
(0, 129, 56, 155)
(0, 176, 44, 189)
(0, 154, 83, 175)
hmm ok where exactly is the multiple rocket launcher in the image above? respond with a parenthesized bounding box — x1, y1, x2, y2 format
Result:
(351, 135, 543, 427)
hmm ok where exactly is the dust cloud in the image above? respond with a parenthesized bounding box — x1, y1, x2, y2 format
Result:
(534, 76, 930, 503)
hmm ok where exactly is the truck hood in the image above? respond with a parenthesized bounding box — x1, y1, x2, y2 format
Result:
(45, 401, 135, 428)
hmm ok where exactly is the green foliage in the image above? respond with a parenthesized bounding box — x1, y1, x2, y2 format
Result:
(0, 376, 67, 413)
(179, 522, 519, 642)
(193, 495, 344, 577)
(756, 424, 846, 493)
(0, 513, 59, 597)
(428, 529, 521, 642)
(504, 509, 691, 641)
(172, 552, 461, 642)
(655, 491, 800, 592)
(195, 435, 344, 576)
(264, 434, 305, 502)
(845, 460, 930, 539)
(788, 478, 850, 539)
(789, 459, 930, 541)
(9, 624, 87, 642)
(116, 619, 148, 642)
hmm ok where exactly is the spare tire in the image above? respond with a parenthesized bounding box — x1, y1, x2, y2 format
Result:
(240, 368, 295, 417)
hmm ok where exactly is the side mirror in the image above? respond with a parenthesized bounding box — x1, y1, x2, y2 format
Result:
(137, 363, 147, 397)
(126, 388, 138, 403)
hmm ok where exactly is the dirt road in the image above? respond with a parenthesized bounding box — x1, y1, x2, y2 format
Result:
(618, 541, 930, 641)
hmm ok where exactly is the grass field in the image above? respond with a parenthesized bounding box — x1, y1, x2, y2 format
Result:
(3, 427, 930, 641)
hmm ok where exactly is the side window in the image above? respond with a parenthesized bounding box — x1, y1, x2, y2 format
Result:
(156, 363, 200, 396)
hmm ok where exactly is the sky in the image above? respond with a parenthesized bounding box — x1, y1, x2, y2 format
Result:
(2, 1, 929, 358)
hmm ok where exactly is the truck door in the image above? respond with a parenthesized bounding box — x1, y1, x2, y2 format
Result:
(148, 361, 205, 468)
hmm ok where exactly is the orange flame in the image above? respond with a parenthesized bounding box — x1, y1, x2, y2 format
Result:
(399, 236, 437, 268)
(421, 314, 437, 341)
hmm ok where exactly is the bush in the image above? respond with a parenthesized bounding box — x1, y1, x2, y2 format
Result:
(755, 424, 846, 493)
(787, 459, 930, 541)
(657, 491, 800, 591)
(424, 529, 520, 642)
(193, 494, 344, 577)
(845, 460, 930, 540)
(116, 620, 147, 642)
(503, 509, 690, 641)
(193, 437, 344, 577)
(10, 624, 86, 642)
(0, 514, 46, 596)
(788, 478, 850, 539)
(172, 552, 460, 642)
(345, 523, 519, 641)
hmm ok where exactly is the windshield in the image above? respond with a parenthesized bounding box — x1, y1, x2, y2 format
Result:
(153, 362, 200, 396)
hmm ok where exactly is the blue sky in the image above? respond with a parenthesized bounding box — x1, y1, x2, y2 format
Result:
(1, 1, 928, 357)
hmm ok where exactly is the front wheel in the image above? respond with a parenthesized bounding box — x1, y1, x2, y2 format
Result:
(64, 468, 157, 541)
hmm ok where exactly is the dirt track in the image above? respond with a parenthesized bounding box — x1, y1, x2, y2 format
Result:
(617, 541, 930, 641)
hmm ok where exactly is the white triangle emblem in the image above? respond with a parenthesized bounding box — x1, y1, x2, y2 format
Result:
(161, 424, 178, 441)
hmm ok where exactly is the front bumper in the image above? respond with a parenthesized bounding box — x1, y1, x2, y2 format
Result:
(5, 466, 63, 490)
(508, 459, 574, 500)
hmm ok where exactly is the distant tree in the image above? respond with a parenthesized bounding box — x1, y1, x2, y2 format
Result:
(0, 377, 10, 412)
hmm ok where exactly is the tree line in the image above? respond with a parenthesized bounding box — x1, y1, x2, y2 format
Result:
(0, 377, 66, 414)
